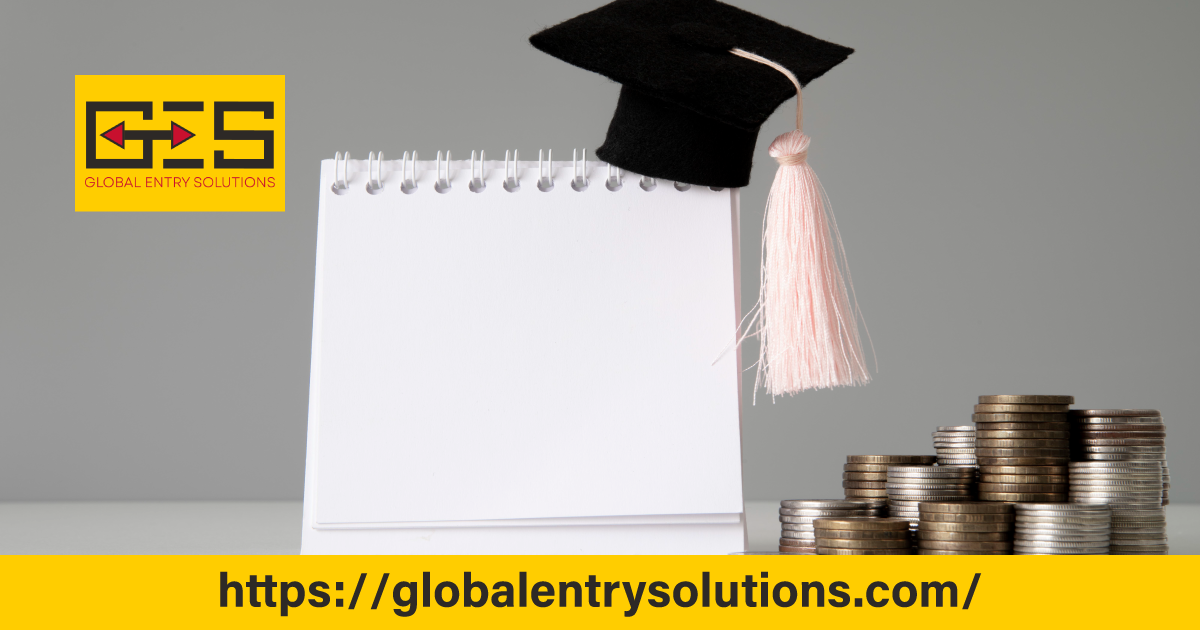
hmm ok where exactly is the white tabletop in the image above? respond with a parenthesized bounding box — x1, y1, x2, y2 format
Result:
(1, 501, 1194, 555)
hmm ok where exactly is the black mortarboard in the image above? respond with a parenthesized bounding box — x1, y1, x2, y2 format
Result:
(529, 0, 853, 188)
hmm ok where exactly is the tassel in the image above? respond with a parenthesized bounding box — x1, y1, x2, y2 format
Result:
(731, 48, 871, 397)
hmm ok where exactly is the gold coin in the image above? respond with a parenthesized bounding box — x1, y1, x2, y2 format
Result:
(978, 465, 1068, 475)
(844, 482, 892, 492)
(843, 489, 889, 498)
(843, 463, 891, 472)
(843, 472, 889, 480)
(810, 517, 911, 531)
(817, 538, 912, 550)
(919, 521, 1013, 533)
(916, 501, 1013, 514)
(810, 528, 911, 540)
(975, 404, 1071, 413)
(978, 395, 1074, 405)
(976, 430, 1070, 439)
(972, 414, 1070, 423)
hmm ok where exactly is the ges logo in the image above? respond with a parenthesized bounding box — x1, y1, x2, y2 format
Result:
(74, 75, 285, 212)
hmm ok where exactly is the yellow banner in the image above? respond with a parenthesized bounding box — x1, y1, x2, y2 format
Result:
(74, 75, 286, 212)
(1, 555, 1193, 627)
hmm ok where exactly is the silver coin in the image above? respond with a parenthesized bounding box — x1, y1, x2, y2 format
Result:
(780, 507, 876, 516)
(1069, 474, 1163, 480)
(781, 530, 818, 539)
(936, 426, 977, 432)
(781, 500, 875, 509)
(1070, 461, 1163, 468)
(1012, 504, 1111, 513)
(1083, 445, 1166, 452)
(1016, 536, 1110, 544)
(1013, 542, 1111, 551)
(1083, 454, 1166, 461)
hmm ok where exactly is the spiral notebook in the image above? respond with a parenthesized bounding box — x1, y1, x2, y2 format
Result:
(301, 151, 745, 553)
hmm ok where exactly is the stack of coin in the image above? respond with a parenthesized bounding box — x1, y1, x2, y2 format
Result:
(1068, 461, 1167, 554)
(813, 517, 913, 555)
(973, 395, 1072, 502)
(887, 465, 976, 545)
(916, 502, 1014, 555)
(1013, 503, 1111, 555)
(778, 500, 882, 555)
(1068, 409, 1170, 505)
(933, 426, 977, 467)
(843, 455, 937, 512)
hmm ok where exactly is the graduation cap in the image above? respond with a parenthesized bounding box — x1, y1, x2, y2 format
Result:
(531, 0, 872, 395)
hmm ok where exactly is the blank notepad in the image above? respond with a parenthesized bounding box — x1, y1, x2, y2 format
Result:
(307, 157, 743, 528)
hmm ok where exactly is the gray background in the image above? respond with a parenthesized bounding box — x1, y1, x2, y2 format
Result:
(2, 0, 1197, 504)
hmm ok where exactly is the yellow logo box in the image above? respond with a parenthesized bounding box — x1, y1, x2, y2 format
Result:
(74, 75, 285, 212)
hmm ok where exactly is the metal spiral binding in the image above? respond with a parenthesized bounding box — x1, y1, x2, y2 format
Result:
(503, 150, 520, 192)
(469, 150, 486, 193)
(537, 149, 554, 192)
(330, 151, 698, 195)
(366, 151, 384, 194)
(401, 151, 418, 194)
(331, 151, 350, 194)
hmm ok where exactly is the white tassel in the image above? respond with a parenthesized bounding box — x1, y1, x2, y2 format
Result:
(731, 48, 872, 398)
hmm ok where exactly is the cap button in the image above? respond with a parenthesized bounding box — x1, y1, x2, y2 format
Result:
(668, 22, 736, 53)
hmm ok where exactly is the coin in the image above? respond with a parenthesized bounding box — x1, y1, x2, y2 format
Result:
(972, 414, 1070, 423)
(1071, 416, 1163, 425)
(843, 489, 890, 497)
(977, 430, 1070, 439)
(917, 540, 1013, 551)
(972, 420, 1071, 430)
(919, 549, 1012, 555)
(847, 455, 938, 464)
(978, 457, 1068, 465)
(978, 491, 1066, 502)
(844, 472, 889, 480)
(781, 530, 818, 539)
(978, 395, 1074, 405)
(979, 474, 1069, 484)
(919, 521, 1013, 533)
(975, 404, 1070, 413)
(976, 447, 1069, 457)
(781, 499, 872, 509)
(979, 465, 1068, 475)
(843, 481, 888, 489)
(843, 463, 892, 472)
(810, 528, 911, 540)
(917, 530, 1011, 542)
(811, 517, 911, 531)
(818, 538, 913, 550)
(978, 482, 1067, 493)
(919, 512, 1014, 523)
(817, 548, 914, 555)
(937, 425, 977, 432)
(976, 440, 1070, 450)
(780, 507, 876, 516)
(1069, 409, 1160, 417)
(917, 502, 1013, 514)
